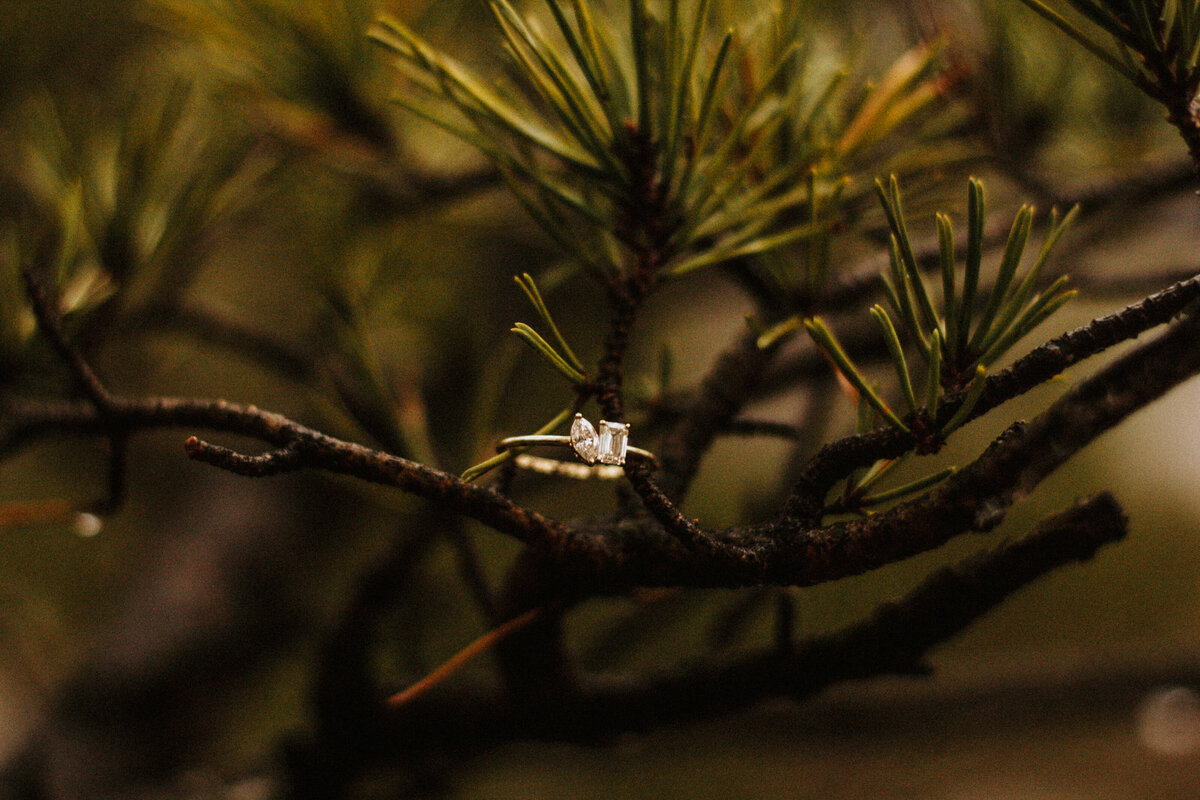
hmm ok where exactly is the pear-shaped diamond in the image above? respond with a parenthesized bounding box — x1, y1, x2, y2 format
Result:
(570, 414, 599, 464)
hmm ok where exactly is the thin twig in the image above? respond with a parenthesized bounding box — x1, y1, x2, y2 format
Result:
(724, 418, 804, 440)
(2, 395, 573, 552)
(626, 461, 763, 566)
(20, 269, 113, 412)
(184, 437, 307, 476)
(386, 608, 544, 709)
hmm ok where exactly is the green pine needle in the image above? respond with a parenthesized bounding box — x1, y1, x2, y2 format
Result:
(1014, 0, 1142, 83)
(806, 317, 909, 433)
(856, 466, 956, 508)
(940, 365, 988, 436)
(877, 175, 939, 335)
(511, 322, 588, 384)
(756, 315, 802, 350)
(514, 273, 586, 374)
(977, 284, 1076, 367)
(629, 0, 652, 133)
(925, 328, 943, 421)
(885, 235, 931, 357)
(936, 212, 958, 362)
(462, 406, 575, 481)
(870, 305, 917, 413)
(957, 177, 985, 360)
(850, 456, 900, 496)
(968, 204, 1034, 353)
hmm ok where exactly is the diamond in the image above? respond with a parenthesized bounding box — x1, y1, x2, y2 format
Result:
(570, 414, 599, 464)
(597, 420, 629, 465)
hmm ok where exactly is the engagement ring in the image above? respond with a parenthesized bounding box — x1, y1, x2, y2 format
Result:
(497, 413, 655, 469)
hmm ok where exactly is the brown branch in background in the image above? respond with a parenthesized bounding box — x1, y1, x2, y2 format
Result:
(1071, 265, 1200, 297)
(1049, 159, 1196, 216)
(723, 418, 805, 440)
(653, 329, 778, 502)
(342, 493, 1125, 756)
(311, 526, 446, 751)
(137, 303, 320, 385)
(784, 492, 1126, 682)
(397, 162, 502, 209)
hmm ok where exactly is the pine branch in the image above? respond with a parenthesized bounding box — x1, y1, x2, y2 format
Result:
(782, 271, 1200, 522)
(6, 274, 1199, 595)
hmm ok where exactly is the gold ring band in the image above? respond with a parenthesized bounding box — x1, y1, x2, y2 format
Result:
(497, 413, 655, 469)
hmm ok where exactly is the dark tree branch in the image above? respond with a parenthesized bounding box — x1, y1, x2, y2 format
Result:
(1048, 159, 1196, 215)
(288, 492, 1123, 768)
(653, 329, 778, 502)
(723, 418, 805, 440)
(184, 436, 306, 476)
(5, 275, 1199, 597)
(624, 460, 761, 563)
(1, 394, 573, 552)
(1146, 58, 1200, 173)
(517, 295, 1200, 595)
(96, 433, 128, 514)
(314, 527, 444, 750)
(753, 299, 1200, 586)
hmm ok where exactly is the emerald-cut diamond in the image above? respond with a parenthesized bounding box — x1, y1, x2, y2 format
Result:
(597, 420, 629, 465)
(570, 414, 600, 464)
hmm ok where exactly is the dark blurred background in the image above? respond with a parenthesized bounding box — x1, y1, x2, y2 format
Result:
(1, 1, 1198, 797)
